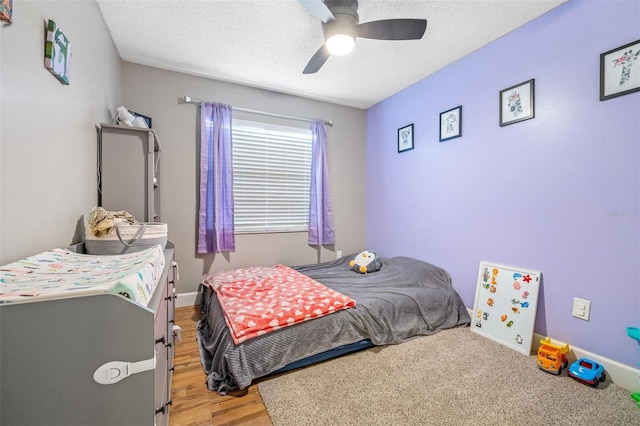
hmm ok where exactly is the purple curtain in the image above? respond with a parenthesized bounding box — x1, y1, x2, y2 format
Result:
(198, 102, 235, 253)
(308, 120, 335, 246)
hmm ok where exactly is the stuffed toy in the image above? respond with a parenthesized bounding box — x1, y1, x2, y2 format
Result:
(349, 250, 383, 274)
(87, 206, 136, 237)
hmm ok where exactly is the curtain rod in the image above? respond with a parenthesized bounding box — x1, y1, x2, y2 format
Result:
(182, 95, 333, 127)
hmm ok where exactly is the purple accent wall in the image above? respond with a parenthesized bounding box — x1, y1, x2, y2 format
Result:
(366, 0, 640, 368)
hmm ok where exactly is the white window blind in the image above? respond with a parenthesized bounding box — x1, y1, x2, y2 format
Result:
(232, 119, 312, 233)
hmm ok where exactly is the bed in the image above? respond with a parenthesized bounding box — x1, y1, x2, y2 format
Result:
(196, 254, 471, 394)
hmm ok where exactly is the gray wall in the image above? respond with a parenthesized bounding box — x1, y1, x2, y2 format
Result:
(0, 1, 122, 264)
(121, 63, 367, 294)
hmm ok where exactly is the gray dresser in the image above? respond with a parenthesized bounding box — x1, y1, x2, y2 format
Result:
(0, 242, 177, 426)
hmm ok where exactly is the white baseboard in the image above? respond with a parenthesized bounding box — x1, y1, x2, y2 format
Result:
(533, 332, 639, 393)
(464, 307, 639, 392)
(175, 291, 198, 308)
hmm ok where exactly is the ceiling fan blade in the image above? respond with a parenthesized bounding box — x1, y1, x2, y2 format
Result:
(303, 45, 331, 74)
(298, 0, 334, 23)
(356, 19, 427, 40)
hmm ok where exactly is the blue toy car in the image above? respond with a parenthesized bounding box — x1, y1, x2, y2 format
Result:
(568, 358, 606, 388)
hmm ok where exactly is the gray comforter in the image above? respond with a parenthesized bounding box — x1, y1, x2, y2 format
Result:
(196, 255, 470, 394)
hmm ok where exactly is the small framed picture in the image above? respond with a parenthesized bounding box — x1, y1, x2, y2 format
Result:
(397, 123, 414, 153)
(439, 105, 462, 142)
(600, 39, 640, 101)
(131, 111, 153, 128)
(499, 79, 534, 127)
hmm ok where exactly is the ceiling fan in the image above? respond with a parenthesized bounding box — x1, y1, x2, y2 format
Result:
(298, 0, 427, 74)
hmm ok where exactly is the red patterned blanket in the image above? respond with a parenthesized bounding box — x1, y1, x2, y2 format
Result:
(202, 265, 356, 344)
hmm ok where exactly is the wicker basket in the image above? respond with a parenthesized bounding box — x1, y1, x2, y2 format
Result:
(85, 222, 167, 255)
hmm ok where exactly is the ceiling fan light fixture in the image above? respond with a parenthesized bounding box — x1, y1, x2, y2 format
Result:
(300, 0, 427, 74)
(326, 33, 355, 56)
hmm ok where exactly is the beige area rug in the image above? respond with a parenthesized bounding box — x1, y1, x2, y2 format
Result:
(258, 327, 640, 426)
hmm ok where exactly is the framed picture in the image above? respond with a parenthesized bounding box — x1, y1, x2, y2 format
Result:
(0, 0, 12, 23)
(439, 105, 462, 142)
(600, 39, 640, 101)
(44, 19, 72, 85)
(131, 111, 153, 128)
(499, 79, 534, 127)
(397, 123, 414, 153)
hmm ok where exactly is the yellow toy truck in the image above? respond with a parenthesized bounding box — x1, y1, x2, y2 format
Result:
(537, 337, 569, 375)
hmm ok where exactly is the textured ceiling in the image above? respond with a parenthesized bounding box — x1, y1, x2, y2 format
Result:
(97, 0, 567, 109)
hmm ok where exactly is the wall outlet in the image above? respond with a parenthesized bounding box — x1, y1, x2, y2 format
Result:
(336, 250, 342, 259)
(572, 297, 591, 321)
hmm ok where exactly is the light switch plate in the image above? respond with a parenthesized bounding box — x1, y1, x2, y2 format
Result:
(572, 297, 591, 321)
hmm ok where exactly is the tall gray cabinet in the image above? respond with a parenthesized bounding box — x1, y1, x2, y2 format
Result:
(98, 123, 161, 222)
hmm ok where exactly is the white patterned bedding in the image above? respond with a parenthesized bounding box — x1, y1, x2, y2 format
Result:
(0, 245, 165, 306)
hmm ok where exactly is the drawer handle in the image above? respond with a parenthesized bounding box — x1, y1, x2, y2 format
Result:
(155, 400, 172, 415)
(171, 261, 179, 284)
(155, 336, 165, 345)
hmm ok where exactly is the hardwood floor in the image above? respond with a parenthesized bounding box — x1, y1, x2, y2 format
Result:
(170, 306, 273, 426)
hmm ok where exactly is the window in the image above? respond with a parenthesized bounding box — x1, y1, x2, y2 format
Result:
(232, 119, 312, 233)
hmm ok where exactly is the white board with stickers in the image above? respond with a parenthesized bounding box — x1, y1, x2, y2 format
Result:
(471, 262, 541, 356)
